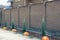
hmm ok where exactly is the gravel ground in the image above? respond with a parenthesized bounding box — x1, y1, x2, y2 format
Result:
(0, 28, 40, 40)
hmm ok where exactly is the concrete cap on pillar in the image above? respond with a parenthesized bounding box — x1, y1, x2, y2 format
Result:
(47, 0, 53, 1)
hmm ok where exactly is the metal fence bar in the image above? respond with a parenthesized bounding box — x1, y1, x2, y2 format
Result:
(28, 4, 31, 30)
(18, 7, 20, 27)
(10, 9, 12, 25)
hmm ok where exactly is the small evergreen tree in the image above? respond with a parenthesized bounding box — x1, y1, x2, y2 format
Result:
(22, 18, 26, 32)
(11, 19, 15, 29)
(0, 11, 2, 26)
(4, 21, 7, 27)
(41, 17, 46, 36)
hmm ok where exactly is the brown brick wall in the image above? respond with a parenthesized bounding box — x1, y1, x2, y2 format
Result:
(47, 1, 60, 30)
(2, 1, 60, 31)
(4, 10, 10, 25)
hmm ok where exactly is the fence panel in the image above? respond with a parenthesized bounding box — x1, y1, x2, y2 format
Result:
(29, 4, 43, 32)
(19, 6, 29, 29)
(5, 10, 10, 25)
(11, 8, 18, 26)
(47, 1, 60, 31)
